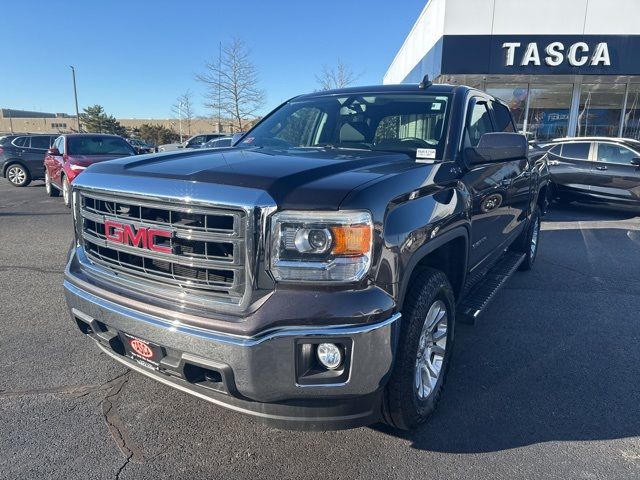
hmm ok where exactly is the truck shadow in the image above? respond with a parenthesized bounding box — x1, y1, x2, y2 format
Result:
(372, 223, 640, 453)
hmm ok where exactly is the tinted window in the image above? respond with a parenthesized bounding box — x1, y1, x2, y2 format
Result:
(67, 136, 134, 155)
(189, 135, 205, 145)
(13, 137, 29, 147)
(548, 144, 561, 155)
(561, 142, 590, 160)
(597, 143, 638, 164)
(467, 101, 494, 147)
(491, 101, 515, 132)
(30, 136, 51, 150)
(216, 138, 232, 147)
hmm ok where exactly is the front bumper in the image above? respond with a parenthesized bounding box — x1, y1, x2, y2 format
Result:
(64, 279, 401, 430)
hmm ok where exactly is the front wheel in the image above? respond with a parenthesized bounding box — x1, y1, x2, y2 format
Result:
(513, 207, 541, 271)
(45, 171, 59, 197)
(6, 164, 31, 187)
(383, 267, 455, 430)
(62, 175, 71, 208)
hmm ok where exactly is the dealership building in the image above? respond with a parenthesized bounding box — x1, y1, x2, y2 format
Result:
(384, 0, 640, 141)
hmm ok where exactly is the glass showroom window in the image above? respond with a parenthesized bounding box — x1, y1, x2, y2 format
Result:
(527, 84, 573, 142)
(622, 83, 640, 140)
(486, 84, 528, 133)
(577, 83, 626, 138)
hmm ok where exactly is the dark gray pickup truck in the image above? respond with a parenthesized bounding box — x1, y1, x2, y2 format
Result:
(64, 82, 550, 430)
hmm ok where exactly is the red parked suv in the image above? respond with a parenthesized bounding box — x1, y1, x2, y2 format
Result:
(44, 134, 136, 206)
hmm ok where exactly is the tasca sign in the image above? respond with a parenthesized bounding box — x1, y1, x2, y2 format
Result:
(502, 41, 610, 67)
(440, 35, 640, 75)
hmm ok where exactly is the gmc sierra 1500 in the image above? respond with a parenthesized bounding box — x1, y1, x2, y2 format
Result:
(64, 82, 550, 430)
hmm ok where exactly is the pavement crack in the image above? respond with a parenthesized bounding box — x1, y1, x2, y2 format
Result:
(0, 265, 64, 275)
(0, 383, 105, 399)
(115, 452, 133, 480)
(101, 371, 144, 464)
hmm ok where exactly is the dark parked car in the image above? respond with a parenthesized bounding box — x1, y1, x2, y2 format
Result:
(65, 82, 549, 430)
(44, 134, 136, 207)
(1, 133, 58, 186)
(539, 137, 640, 206)
(128, 138, 154, 154)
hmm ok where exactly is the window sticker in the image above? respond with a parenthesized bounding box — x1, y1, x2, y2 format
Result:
(431, 103, 442, 111)
(416, 148, 436, 159)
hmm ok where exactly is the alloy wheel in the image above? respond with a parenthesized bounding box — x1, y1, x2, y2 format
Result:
(414, 299, 448, 400)
(530, 217, 540, 258)
(7, 165, 26, 186)
(62, 178, 70, 205)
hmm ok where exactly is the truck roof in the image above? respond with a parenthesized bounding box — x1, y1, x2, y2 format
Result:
(295, 83, 466, 99)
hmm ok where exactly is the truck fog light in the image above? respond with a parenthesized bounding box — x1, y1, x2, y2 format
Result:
(316, 343, 342, 370)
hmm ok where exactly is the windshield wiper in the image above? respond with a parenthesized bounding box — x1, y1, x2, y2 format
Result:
(312, 143, 373, 151)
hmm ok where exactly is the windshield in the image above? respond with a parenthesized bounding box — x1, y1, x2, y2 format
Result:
(67, 136, 135, 155)
(242, 93, 452, 158)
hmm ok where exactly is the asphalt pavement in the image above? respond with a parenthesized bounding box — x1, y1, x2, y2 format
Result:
(1, 178, 639, 480)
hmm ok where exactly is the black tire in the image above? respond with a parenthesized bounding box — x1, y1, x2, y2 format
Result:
(383, 267, 456, 430)
(45, 171, 60, 197)
(62, 175, 71, 208)
(513, 207, 541, 271)
(5, 163, 31, 187)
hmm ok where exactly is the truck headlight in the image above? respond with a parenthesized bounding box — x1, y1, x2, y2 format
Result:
(270, 211, 373, 283)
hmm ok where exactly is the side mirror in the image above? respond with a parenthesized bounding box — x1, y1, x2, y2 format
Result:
(47, 147, 60, 156)
(466, 133, 528, 164)
(630, 158, 640, 166)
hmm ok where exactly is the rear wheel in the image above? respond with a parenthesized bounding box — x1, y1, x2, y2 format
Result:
(45, 171, 59, 197)
(383, 268, 455, 430)
(62, 175, 71, 208)
(6, 163, 31, 187)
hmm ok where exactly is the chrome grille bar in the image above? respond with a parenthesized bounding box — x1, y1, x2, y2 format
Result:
(76, 190, 248, 306)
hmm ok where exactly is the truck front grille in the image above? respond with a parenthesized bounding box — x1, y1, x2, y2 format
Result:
(76, 191, 248, 307)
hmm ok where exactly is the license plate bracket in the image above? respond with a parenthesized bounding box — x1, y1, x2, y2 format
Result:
(119, 332, 165, 370)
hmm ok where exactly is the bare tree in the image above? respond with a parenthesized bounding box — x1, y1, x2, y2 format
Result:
(171, 90, 195, 140)
(196, 39, 265, 131)
(315, 59, 362, 90)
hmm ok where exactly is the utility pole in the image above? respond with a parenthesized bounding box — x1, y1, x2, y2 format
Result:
(8, 109, 13, 133)
(218, 41, 222, 133)
(69, 66, 81, 132)
(178, 101, 183, 143)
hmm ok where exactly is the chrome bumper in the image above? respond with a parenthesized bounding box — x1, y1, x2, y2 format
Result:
(64, 278, 401, 427)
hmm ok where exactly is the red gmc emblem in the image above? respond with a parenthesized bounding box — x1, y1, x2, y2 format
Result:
(129, 339, 154, 358)
(104, 219, 173, 254)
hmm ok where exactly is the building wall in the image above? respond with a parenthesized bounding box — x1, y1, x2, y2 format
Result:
(0, 116, 235, 136)
(384, 0, 640, 84)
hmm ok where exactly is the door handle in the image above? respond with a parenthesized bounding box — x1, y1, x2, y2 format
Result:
(595, 165, 608, 171)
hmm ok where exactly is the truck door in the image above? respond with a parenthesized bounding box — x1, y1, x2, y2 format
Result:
(461, 97, 524, 271)
(590, 142, 640, 203)
(489, 100, 530, 231)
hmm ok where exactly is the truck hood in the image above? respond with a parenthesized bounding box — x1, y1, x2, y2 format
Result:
(85, 147, 420, 209)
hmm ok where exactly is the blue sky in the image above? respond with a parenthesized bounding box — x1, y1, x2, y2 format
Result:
(1, 0, 426, 119)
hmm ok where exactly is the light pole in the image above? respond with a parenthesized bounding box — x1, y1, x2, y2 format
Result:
(8, 108, 13, 134)
(69, 66, 81, 132)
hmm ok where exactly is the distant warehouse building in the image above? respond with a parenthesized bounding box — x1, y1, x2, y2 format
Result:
(384, 0, 640, 141)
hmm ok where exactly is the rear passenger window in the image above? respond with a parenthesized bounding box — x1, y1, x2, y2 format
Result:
(467, 101, 493, 147)
(491, 102, 515, 132)
(560, 143, 590, 160)
(13, 137, 29, 147)
(30, 136, 51, 150)
(548, 144, 561, 155)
